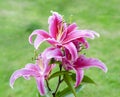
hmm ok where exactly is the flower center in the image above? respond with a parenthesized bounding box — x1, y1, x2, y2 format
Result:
(57, 21, 64, 42)
(38, 58, 44, 71)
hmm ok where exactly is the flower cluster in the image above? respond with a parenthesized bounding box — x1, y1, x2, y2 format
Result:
(10, 11, 107, 97)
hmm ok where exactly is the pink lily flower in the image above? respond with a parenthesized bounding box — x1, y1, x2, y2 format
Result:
(72, 37, 90, 52)
(62, 55, 108, 87)
(29, 11, 99, 61)
(9, 47, 62, 96)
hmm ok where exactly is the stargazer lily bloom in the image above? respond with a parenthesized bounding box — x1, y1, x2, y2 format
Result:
(9, 47, 62, 96)
(62, 55, 108, 87)
(29, 11, 99, 61)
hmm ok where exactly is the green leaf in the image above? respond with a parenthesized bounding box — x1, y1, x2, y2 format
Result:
(49, 71, 71, 80)
(82, 75, 96, 84)
(56, 87, 73, 97)
(64, 74, 77, 97)
(70, 73, 96, 84)
(56, 85, 84, 97)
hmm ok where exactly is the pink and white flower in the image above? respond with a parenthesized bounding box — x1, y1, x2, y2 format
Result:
(10, 11, 108, 97)
(62, 55, 108, 87)
(29, 11, 99, 61)
(9, 47, 62, 96)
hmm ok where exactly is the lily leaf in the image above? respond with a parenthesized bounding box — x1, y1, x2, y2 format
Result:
(64, 74, 77, 97)
(71, 73, 96, 84)
(82, 75, 96, 84)
(49, 71, 71, 80)
(56, 84, 84, 97)
(56, 87, 73, 97)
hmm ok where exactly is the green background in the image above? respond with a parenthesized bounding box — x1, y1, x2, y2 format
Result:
(0, 0, 119, 97)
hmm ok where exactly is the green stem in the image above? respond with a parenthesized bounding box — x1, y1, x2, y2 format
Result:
(52, 64, 63, 97)
(46, 80, 52, 91)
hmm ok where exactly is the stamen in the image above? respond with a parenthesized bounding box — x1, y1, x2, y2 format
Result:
(57, 21, 64, 41)
(38, 58, 44, 71)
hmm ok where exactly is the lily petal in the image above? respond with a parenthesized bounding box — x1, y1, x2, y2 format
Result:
(62, 57, 72, 70)
(25, 63, 39, 71)
(74, 69, 84, 87)
(42, 47, 62, 60)
(67, 23, 77, 33)
(9, 69, 38, 88)
(29, 30, 51, 49)
(63, 30, 99, 44)
(41, 47, 63, 70)
(44, 64, 55, 78)
(48, 11, 63, 39)
(36, 77, 46, 96)
(77, 38, 89, 49)
(75, 55, 108, 73)
(64, 42, 78, 61)
(67, 64, 84, 87)
(46, 38, 58, 46)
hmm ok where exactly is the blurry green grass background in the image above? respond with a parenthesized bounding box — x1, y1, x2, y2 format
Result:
(0, 0, 120, 97)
